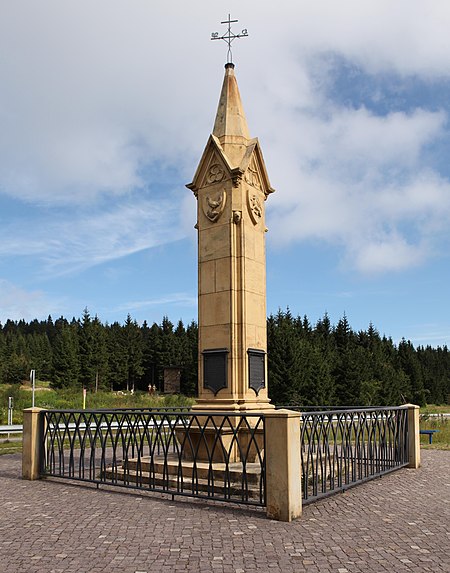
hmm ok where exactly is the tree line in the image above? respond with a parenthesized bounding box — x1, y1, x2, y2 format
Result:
(0, 308, 448, 406)
(267, 309, 448, 406)
(0, 309, 198, 396)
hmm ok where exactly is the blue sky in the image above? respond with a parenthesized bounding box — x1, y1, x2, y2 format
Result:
(0, 0, 449, 347)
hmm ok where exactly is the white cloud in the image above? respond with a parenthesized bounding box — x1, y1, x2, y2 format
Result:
(0, 0, 449, 278)
(376, 172, 450, 223)
(0, 0, 228, 205)
(2, 0, 449, 203)
(0, 279, 65, 323)
(0, 195, 187, 275)
(267, 100, 450, 273)
(350, 235, 427, 275)
(114, 293, 197, 314)
(252, 0, 450, 78)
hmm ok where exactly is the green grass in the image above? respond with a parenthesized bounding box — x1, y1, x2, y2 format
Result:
(0, 382, 195, 425)
(420, 404, 450, 415)
(419, 407, 450, 450)
(0, 440, 22, 455)
(0, 383, 196, 455)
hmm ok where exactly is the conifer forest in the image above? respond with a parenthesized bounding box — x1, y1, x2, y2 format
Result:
(0, 308, 448, 406)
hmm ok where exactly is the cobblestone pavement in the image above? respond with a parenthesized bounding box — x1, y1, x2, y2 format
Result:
(0, 450, 449, 573)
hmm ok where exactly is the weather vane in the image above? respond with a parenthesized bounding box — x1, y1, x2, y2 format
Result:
(211, 14, 248, 64)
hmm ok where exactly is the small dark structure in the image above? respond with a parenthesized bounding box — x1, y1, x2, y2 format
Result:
(163, 366, 181, 394)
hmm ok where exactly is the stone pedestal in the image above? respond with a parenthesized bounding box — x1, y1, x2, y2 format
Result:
(22, 407, 45, 480)
(175, 424, 264, 463)
(265, 409, 302, 521)
(405, 403, 421, 469)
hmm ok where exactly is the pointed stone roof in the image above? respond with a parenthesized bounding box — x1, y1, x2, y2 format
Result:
(212, 63, 250, 166)
(187, 63, 275, 198)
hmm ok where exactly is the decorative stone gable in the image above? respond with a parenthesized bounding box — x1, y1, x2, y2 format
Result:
(200, 151, 228, 189)
(244, 154, 263, 191)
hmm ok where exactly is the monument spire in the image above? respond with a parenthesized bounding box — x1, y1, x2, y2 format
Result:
(187, 21, 275, 414)
(212, 63, 250, 164)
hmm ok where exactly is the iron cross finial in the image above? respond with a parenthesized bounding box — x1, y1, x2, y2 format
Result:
(211, 14, 248, 64)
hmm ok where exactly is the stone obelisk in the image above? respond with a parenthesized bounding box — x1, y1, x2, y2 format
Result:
(187, 63, 275, 413)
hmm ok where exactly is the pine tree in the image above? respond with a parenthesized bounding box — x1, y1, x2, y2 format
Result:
(182, 321, 198, 396)
(51, 322, 80, 388)
(3, 353, 29, 384)
(141, 321, 159, 390)
(418, 345, 450, 404)
(0, 329, 6, 383)
(157, 316, 176, 389)
(78, 308, 97, 390)
(397, 339, 426, 406)
(27, 333, 53, 380)
(267, 310, 303, 405)
(106, 322, 128, 391)
(123, 314, 144, 392)
(332, 315, 365, 405)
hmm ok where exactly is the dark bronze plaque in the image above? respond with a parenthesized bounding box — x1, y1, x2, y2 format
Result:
(248, 349, 265, 395)
(203, 349, 228, 395)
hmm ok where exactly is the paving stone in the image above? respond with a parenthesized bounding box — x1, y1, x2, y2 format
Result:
(0, 451, 449, 572)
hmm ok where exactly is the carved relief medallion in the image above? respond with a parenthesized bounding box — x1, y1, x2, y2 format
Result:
(205, 163, 225, 185)
(247, 190, 263, 225)
(203, 189, 226, 223)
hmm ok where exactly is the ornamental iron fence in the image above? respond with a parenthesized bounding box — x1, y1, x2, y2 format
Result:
(299, 406, 409, 504)
(28, 405, 413, 516)
(40, 409, 265, 506)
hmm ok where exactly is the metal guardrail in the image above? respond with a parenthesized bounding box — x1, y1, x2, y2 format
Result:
(0, 408, 193, 436)
(40, 409, 266, 506)
(0, 424, 23, 435)
(1, 420, 173, 436)
(300, 406, 409, 504)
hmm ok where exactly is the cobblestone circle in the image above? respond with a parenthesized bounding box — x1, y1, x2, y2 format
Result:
(0, 450, 449, 573)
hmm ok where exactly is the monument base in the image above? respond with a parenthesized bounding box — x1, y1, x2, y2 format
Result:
(177, 401, 274, 463)
(103, 453, 263, 502)
(175, 425, 264, 463)
(191, 398, 275, 413)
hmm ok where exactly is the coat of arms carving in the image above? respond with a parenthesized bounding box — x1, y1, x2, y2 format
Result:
(247, 191, 263, 225)
(203, 190, 227, 223)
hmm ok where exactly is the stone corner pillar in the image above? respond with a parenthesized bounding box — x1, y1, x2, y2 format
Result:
(403, 403, 421, 469)
(264, 409, 302, 522)
(22, 407, 45, 480)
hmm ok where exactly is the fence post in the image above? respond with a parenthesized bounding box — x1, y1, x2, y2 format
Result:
(22, 407, 45, 480)
(404, 404, 420, 469)
(265, 409, 302, 522)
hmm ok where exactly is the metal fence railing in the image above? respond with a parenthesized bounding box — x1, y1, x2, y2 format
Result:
(299, 406, 409, 504)
(35, 405, 412, 511)
(40, 409, 266, 506)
